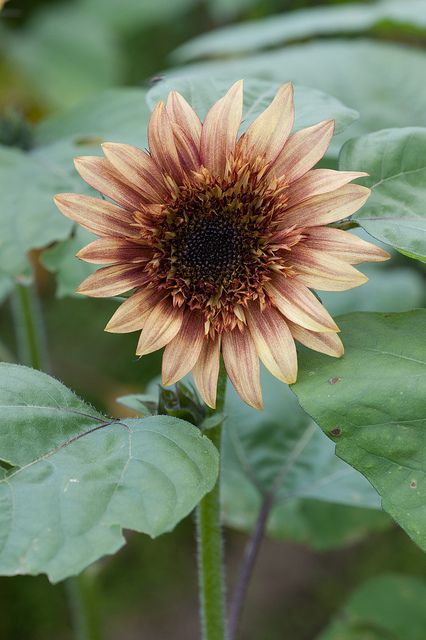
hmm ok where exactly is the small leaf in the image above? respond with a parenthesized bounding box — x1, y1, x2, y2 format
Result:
(292, 310, 426, 551)
(0, 364, 218, 582)
(340, 127, 426, 261)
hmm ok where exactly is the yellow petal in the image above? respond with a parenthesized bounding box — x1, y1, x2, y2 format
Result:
(272, 119, 335, 183)
(54, 193, 138, 238)
(192, 336, 221, 409)
(278, 183, 371, 230)
(265, 275, 338, 332)
(105, 287, 163, 334)
(77, 264, 147, 297)
(101, 143, 168, 202)
(238, 82, 294, 163)
(292, 247, 368, 291)
(246, 302, 297, 384)
(222, 327, 263, 409)
(288, 321, 344, 358)
(286, 169, 368, 208)
(200, 80, 243, 177)
(74, 156, 146, 210)
(304, 227, 390, 264)
(162, 311, 205, 386)
(136, 299, 183, 356)
(77, 238, 152, 264)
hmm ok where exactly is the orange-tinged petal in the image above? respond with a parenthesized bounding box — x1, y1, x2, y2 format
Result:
(54, 193, 138, 238)
(148, 101, 183, 182)
(222, 327, 263, 409)
(162, 311, 205, 386)
(136, 298, 183, 356)
(74, 156, 146, 210)
(192, 336, 221, 409)
(288, 320, 344, 358)
(238, 83, 294, 163)
(272, 119, 335, 183)
(245, 302, 297, 384)
(286, 169, 368, 208)
(101, 143, 169, 202)
(278, 184, 371, 230)
(200, 80, 243, 177)
(77, 238, 152, 264)
(77, 264, 147, 297)
(105, 287, 163, 333)
(265, 275, 338, 332)
(292, 247, 368, 291)
(304, 227, 390, 264)
(166, 91, 202, 146)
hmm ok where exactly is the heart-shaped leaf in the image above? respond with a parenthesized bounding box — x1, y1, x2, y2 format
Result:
(292, 310, 426, 551)
(0, 364, 218, 582)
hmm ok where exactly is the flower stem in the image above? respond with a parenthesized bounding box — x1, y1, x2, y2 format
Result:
(13, 281, 48, 371)
(196, 363, 228, 640)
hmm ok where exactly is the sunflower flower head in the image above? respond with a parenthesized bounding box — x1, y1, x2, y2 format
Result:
(55, 81, 389, 409)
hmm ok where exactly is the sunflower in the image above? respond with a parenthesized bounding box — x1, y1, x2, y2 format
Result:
(55, 81, 389, 409)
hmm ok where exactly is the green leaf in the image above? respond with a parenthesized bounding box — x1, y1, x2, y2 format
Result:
(291, 310, 426, 552)
(35, 88, 150, 148)
(340, 127, 426, 261)
(146, 77, 358, 136)
(0, 364, 218, 582)
(221, 369, 384, 548)
(174, 0, 426, 61)
(83, 0, 197, 32)
(168, 40, 426, 153)
(41, 228, 97, 298)
(0, 145, 75, 276)
(319, 574, 426, 640)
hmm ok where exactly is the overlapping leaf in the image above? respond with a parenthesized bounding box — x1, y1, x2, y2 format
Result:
(292, 310, 426, 551)
(340, 127, 426, 262)
(0, 364, 218, 582)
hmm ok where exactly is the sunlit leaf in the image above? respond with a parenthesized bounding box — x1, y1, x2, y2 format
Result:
(0, 364, 218, 582)
(292, 310, 426, 551)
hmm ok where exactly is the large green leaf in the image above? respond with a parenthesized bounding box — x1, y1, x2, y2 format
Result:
(292, 310, 426, 551)
(146, 77, 358, 136)
(0, 364, 218, 582)
(83, 0, 197, 32)
(168, 40, 426, 153)
(174, 0, 426, 61)
(221, 368, 385, 549)
(340, 127, 426, 261)
(318, 574, 426, 640)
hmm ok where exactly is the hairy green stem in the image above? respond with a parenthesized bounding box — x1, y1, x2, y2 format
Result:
(196, 364, 228, 640)
(13, 281, 48, 371)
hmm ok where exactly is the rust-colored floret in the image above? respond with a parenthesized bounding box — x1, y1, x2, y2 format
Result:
(55, 81, 389, 409)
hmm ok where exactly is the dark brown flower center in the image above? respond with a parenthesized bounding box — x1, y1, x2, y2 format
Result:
(174, 215, 245, 284)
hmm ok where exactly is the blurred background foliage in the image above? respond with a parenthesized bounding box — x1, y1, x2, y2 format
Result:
(0, 0, 425, 638)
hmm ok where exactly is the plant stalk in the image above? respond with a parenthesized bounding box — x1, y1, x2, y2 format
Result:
(196, 363, 228, 640)
(66, 573, 103, 640)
